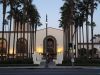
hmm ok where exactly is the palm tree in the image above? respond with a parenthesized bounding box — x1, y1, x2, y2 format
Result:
(27, 3, 41, 58)
(84, 0, 90, 58)
(8, 0, 23, 59)
(60, 0, 77, 59)
(0, 0, 41, 62)
(76, 0, 100, 58)
(60, 0, 71, 59)
(7, 11, 13, 58)
(18, 0, 41, 59)
(77, 0, 91, 58)
(90, 0, 100, 57)
(79, 13, 85, 49)
(34, 21, 42, 53)
(0, 0, 7, 60)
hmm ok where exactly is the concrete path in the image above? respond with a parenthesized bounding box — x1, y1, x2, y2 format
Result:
(0, 61, 100, 69)
(0, 65, 100, 69)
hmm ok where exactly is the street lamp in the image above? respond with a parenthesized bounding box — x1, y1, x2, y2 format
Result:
(71, 27, 78, 67)
(45, 14, 48, 68)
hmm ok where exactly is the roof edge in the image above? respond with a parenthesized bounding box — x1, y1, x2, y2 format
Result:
(37, 27, 63, 31)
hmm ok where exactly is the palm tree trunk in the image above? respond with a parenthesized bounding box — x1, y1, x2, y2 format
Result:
(23, 23, 25, 59)
(29, 24, 32, 58)
(63, 29, 66, 60)
(82, 25, 84, 48)
(91, 0, 94, 57)
(1, 0, 7, 61)
(16, 21, 19, 58)
(67, 28, 70, 57)
(66, 28, 69, 58)
(13, 20, 16, 59)
(27, 23, 29, 58)
(86, 12, 89, 58)
(34, 24, 37, 53)
(2, 13, 6, 61)
(34, 31, 36, 53)
(63, 27, 68, 60)
(8, 16, 12, 59)
(79, 26, 81, 49)
(77, 27, 79, 57)
(32, 25, 34, 58)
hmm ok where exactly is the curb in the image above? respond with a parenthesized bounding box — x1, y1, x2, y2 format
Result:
(0, 66, 100, 69)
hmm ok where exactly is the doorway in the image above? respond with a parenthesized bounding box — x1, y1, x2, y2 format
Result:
(43, 36, 57, 60)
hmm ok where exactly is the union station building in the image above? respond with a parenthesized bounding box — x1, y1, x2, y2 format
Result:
(0, 26, 100, 64)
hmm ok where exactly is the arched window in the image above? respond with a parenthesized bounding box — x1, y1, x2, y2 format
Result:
(0, 38, 7, 53)
(16, 38, 28, 53)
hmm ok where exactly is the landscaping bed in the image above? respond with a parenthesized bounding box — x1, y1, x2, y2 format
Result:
(56, 58, 100, 66)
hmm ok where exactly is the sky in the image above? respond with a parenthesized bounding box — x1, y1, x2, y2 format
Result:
(33, 0, 64, 29)
(33, 0, 100, 35)
(0, 0, 100, 35)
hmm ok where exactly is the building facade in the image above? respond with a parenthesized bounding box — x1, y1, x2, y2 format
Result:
(0, 26, 100, 64)
(0, 27, 64, 64)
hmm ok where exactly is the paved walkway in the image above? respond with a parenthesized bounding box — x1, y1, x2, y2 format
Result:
(0, 65, 100, 69)
(0, 61, 100, 69)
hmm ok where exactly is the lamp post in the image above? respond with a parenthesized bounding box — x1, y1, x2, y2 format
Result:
(71, 27, 77, 67)
(45, 14, 48, 68)
(71, 38, 74, 68)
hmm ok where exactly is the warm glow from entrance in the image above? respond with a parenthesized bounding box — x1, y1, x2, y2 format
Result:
(57, 47, 63, 53)
(36, 47, 43, 53)
(9, 48, 16, 54)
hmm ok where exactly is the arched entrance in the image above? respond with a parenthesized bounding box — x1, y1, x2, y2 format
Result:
(0, 38, 7, 60)
(43, 36, 57, 59)
(16, 38, 28, 59)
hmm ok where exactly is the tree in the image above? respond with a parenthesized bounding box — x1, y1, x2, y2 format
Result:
(60, 0, 79, 59)
(89, 48, 98, 58)
(18, 0, 41, 58)
(0, 0, 7, 60)
(78, 48, 87, 58)
(60, 0, 73, 59)
(90, 0, 100, 56)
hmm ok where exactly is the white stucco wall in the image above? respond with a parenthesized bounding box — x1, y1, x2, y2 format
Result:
(36, 27, 63, 53)
(36, 27, 63, 64)
(0, 28, 64, 64)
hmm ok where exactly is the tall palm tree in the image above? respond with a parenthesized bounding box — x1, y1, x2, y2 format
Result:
(84, 0, 90, 57)
(77, 0, 91, 58)
(10, 1, 22, 59)
(28, 4, 41, 58)
(60, 0, 71, 59)
(18, 0, 41, 59)
(60, 0, 77, 59)
(80, 0, 100, 58)
(0, 0, 7, 60)
(90, 0, 100, 57)
(34, 21, 42, 53)
(7, 0, 16, 58)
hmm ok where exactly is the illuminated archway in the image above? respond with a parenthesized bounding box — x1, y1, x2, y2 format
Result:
(0, 38, 7, 54)
(16, 38, 28, 58)
(43, 36, 57, 59)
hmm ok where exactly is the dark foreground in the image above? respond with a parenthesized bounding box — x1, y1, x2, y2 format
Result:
(0, 68, 100, 75)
